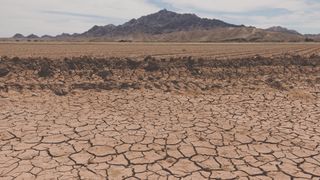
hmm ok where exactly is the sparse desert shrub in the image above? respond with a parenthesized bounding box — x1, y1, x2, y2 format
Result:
(118, 40, 132, 42)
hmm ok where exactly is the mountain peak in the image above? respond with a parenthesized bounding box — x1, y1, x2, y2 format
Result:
(153, 9, 197, 18)
(158, 8, 168, 13)
(114, 9, 239, 35)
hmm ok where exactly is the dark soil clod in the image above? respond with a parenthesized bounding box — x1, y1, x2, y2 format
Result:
(144, 61, 160, 72)
(0, 55, 318, 93)
(97, 70, 112, 79)
(51, 86, 69, 96)
(0, 68, 9, 77)
(38, 64, 53, 77)
(127, 59, 141, 69)
(266, 78, 286, 90)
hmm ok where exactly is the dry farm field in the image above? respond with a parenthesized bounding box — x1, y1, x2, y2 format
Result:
(0, 42, 320, 179)
(0, 42, 320, 59)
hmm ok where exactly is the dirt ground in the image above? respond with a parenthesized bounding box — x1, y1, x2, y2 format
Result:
(0, 42, 320, 59)
(0, 45, 320, 179)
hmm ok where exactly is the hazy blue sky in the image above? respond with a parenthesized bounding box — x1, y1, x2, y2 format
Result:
(1, 0, 320, 37)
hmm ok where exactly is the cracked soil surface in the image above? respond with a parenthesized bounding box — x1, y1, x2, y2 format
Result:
(0, 54, 320, 179)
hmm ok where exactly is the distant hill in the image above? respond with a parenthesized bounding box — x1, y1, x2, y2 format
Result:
(81, 9, 240, 38)
(26, 34, 39, 39)
(13, 33, 25, 38)
(11, 9, 319, 42)
(305, 34, 320, 41)
(265, 26, 301, 35)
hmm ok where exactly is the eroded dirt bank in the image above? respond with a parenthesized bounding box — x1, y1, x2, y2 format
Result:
(0, 55, 320, 95)
(0, 56, 320, 179)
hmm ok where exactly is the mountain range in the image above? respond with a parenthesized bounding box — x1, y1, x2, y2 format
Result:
(12, 9, 320, 42)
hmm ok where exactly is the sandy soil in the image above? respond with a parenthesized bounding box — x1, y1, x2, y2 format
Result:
(0, 52, 320, 179)
(0, 42, 320, 59)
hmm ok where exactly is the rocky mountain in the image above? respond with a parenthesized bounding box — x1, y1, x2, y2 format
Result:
(13, 33, 25, 38)
(81, 9, 239, 38)
(143, 27, 305, 42)
(26, 34, 39, 39)
(265, 26, 301, 35)
(41, 35, 53, 38)
(82, 24, 117, 37)
(11, 9, 319, 42)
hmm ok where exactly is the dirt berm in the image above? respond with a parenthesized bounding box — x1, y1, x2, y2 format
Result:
(0, 55, 319, 95)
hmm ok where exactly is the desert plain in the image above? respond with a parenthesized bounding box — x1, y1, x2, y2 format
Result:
(0, 42, 320, 179)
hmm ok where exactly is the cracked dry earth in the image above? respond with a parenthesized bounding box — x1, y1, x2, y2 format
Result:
(0, 56, 320, 179)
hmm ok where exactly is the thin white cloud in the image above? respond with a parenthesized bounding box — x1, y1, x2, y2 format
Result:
(163, 0, 320, 34)
(0, 0, 160, 37)
(162, 0, 311, 13)
(0, 0, 320, 37)
(241, 11, 320, 34)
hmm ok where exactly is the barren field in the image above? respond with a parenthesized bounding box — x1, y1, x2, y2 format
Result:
(1, 42, 320, 59)
(0, 43, 320, 179)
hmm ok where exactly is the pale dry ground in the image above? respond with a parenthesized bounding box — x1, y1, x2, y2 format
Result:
(0, 42, 320, 59)
(0, 45, 320, 179)
(0, 87, 320, 179)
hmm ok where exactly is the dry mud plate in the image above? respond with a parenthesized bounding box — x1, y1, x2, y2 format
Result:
(0, 55, 320, 179)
